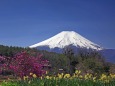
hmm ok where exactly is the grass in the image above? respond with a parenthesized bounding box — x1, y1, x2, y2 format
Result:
(1, 78, 115, 86)
(0, 73, 115, 86)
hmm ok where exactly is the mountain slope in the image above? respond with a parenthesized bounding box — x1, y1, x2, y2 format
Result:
(29, 31, 102, 50)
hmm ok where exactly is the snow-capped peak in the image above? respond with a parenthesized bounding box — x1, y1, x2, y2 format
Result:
(29, 31, 103, 50)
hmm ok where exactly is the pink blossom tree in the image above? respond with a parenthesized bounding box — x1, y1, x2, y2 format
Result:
(0, 51, 49, 78)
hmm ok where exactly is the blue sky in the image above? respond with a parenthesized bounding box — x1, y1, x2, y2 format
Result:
(0, 0, 115, 49)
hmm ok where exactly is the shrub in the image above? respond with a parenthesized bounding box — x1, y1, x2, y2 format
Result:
(0, 51, 49, 78)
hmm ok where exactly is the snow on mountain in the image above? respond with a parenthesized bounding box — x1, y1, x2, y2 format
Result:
(29, 31, 103, 50)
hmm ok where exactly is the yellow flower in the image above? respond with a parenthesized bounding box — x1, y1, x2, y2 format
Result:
(72, 74, 76, 78)
(46, 76, 50, 79)
(84, 75, 88, 80)
(78, 70, 81, 74)
(49, 76, 52, 79)
(93, 77, 96, 82)
(100, 74, 107, 80)
(53, 77, 56, 80)
(79, 75, 83, 79)
(84, 73, 93, 80)
(70, 77, 73, 79)
(75, 70, 81, 74)
(88, 74, 92, 79)
(59, 75, 63, 79)
(23, 76, 28, 80)
(61, 73, 64, 76)
(93, 77, 96, 80)
(46, 71, 48, 74)
(110, 74, 115, 79)
(75, 70, 79, 74)
(64, 74, 71, 78)
(30, 72, 33, 76)
(33, 74, 37, 78)
(40, 76, 43, 80)
(28, 81, 31, 84)
(58, 73, 63, 79)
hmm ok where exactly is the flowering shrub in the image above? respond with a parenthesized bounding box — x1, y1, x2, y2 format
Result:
(0, 56, 5, 62)
(0, 56, 8, 74)
(0, 51, 49, 78)
(9, 51, 49, 78)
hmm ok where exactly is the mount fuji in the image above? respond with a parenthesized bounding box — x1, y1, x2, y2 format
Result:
(29, 31, 102, 51)
(29, 31, 115, 63)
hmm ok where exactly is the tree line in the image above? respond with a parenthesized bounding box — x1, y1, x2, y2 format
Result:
(0, 45, 114, 76)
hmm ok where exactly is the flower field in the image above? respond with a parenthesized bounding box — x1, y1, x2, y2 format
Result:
(1, 70, 115, 86)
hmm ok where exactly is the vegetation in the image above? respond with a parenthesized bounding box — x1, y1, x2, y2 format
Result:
(1, 70, 115, 86)
(0, 44, 115, 86)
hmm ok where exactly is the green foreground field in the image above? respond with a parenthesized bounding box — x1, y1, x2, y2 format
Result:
(0, 72, 115, 86)
(1, 78, 115, 86)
